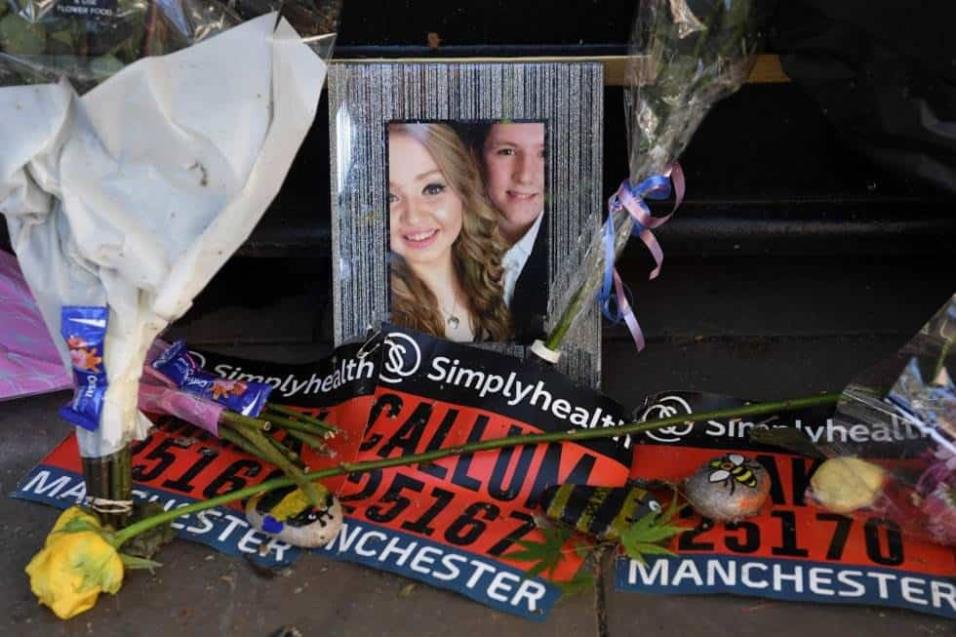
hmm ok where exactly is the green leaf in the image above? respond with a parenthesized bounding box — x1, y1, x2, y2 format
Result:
(557, 569, 595, 597)
(631, 524, 685, 544)
(573, 542, 594, 558)
(0, 14, 47, 56)
(89, 55, 125, 79)
(120, 553, 163, 573)
(56, 517, 104, 535)
(507, 525, 574, 579)
(633, 543, 676, 557)
(121, 501, 178, 558)
(618, 500, 686, 565)
(624, 542, 677, 564)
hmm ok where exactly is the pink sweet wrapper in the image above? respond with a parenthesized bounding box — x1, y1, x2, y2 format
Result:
(138, 382, 223, 436)
(0, 251, 71, 401)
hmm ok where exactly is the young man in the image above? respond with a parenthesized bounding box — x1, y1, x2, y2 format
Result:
(480, 122, 548, 343)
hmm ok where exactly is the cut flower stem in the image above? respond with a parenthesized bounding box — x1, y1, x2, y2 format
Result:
(112, 392, 840, 547)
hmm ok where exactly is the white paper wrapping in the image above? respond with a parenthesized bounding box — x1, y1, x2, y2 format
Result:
(0, 13, 327, 456)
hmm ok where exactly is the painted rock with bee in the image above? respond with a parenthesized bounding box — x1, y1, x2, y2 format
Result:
(685, 453, 770, 521)
(539, 484, 661, 541)
(246, 483, 343, 548)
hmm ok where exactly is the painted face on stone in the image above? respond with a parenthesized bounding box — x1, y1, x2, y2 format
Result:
(481, 122, 545, 243)
(388, 130, 464, 268)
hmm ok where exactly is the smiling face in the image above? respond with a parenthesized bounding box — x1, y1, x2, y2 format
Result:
(388, 129, 464, 269)
(482, 122, 545, 244)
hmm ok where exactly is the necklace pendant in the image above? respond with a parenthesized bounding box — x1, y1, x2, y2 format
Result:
(446, 315, 460, 329)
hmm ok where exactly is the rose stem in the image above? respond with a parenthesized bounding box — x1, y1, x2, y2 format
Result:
(266, 435, 302, 465)
(266, 413, 336, 439)
(217, 426, 266, 459)
(284, 428, 329, 454)
(220, 411, 272, 432)
(265, 405, 338, 434)
(113, 392, 840, 546)
(231, 425, 322, 507)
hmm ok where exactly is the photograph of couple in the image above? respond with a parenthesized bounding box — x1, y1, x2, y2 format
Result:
(387, 120, 549, 345)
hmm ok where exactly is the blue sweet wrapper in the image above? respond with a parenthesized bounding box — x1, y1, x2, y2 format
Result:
(59, 306, 109, 431)
(152, 341, 272, 416)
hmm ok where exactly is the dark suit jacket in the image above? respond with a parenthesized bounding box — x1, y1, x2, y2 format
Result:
(509, 214, 549, 345)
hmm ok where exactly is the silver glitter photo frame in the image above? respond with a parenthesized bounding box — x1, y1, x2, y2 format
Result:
(328, 62, 604, 386)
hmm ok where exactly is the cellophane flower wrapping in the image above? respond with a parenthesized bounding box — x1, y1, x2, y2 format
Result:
(550, 0, 759, 349)
(812, 294, 956, 546)
(0, 0, 340, 461)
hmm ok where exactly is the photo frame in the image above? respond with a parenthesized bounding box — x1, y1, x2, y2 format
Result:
(328, 62, 604, 386)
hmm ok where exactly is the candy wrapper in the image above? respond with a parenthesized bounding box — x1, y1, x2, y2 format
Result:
(151, 340, 272, 417)
(0, 0, 340, 523)
(803, 295, 956, 546)
(540, 0, 758, 359)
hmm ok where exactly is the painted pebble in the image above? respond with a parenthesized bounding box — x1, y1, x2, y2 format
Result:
(685, 453, 771, 521)
(246, 483, 343, 548)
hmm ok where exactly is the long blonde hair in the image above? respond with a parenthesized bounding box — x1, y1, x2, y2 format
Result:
(389, 123, 512, 342)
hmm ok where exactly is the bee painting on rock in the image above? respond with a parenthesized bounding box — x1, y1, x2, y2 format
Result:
(686, 453, 771, 521)
(707, 453, 759, 494)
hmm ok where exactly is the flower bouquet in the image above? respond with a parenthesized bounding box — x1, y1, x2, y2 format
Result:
(9, 0, 863, 623)
(0, 0, 339, 531)
(805, 295, 956, 546)
(539, 0, 759, 358)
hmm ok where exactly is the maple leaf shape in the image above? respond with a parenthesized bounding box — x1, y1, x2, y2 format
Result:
(506, 524, 575, 578)
(619, 493, 686, 565)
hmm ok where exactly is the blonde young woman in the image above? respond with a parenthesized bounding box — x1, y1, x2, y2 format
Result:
(388, 123, 512, 342)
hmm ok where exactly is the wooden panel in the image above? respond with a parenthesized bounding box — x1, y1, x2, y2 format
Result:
(334, 54, 789, 85)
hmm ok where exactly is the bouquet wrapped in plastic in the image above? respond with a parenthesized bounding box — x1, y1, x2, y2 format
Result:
(0, 0, 340, 526)
(539, 0, 758, 359)
(806, 295, 956, 546)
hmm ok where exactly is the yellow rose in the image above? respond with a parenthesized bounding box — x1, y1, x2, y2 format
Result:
(25, 507, 124, 620)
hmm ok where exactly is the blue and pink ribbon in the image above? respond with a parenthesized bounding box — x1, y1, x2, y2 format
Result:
(599, 163, 685, 351)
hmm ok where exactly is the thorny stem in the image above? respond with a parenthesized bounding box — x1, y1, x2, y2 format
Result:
(217, 426, 264, 459)
(232, 425, 322, 509)
(265, 404, 338, 434)
(285, 428, 330, 454)
(220, 411, 271, 432)
(265, 413, 336, 439)
(112, 392, 840, 547)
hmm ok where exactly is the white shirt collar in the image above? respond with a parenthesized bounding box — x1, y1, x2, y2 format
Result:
(501, 213, 543, 306)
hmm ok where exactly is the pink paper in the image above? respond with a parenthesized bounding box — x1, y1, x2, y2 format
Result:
(0, 251, 71, 400)
(138, 382, 223, 436)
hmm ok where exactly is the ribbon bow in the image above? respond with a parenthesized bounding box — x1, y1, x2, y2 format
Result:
(599, 163, 685, 351)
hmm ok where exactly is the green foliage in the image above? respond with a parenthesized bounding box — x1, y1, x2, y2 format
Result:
(121, 501, 177, 559)
(56, 516, 109, 537)
(557, 569, 594, 597)
(509, 491, 688, 598)
(0, 13, 47, 55)
(507, 524, 575, 579)
(619, 495, 684, 565)
(119, 553, 162, 573)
